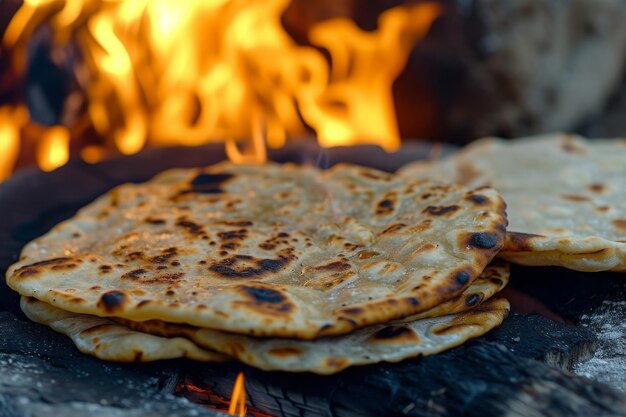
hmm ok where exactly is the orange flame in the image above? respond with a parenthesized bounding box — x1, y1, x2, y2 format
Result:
(0, 106, 27, 181)
(2, 1, 440, 174)
(228, 372, 247, 417)
(37, 125, 71, 172)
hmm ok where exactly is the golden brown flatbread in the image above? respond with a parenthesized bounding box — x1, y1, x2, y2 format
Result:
(401, 134, 626, 271)
(8, 162, 506, 338)
(20, 296, 226, 362)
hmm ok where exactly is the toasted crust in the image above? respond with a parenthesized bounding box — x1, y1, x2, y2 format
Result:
(8, 162, 506, 338)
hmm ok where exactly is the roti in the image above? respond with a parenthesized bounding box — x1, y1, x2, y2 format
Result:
(20, 296, 226, 363)
(118, 296, 509, 374)
(405, 260, 508, 321)
(400, 134, 626, 272)
(7, 162, 507, 338)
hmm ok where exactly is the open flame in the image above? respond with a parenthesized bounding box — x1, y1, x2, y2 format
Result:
(176, 374, 274, 417)
(2, 0, 440, 176)
(228, 371, 246, 417)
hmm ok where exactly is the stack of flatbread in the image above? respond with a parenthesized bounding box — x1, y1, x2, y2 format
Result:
(6, 162, 511, 374)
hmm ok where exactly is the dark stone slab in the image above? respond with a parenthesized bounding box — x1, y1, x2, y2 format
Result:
(184, 314, 625, 417)
(0, 312, 225, 417)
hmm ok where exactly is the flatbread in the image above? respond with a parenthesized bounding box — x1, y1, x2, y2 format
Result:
(400, 134, 626, 271)
(20, 296, 226, 363)
(405, 260, 509, 321)
(118, 297, 509, 374)
(7, 162, 506, 338)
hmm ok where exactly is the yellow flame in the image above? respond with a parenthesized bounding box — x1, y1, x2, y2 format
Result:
(37, 126, 70, 171)
(0, 106, 28, 181)
(228, 372, 246, 417)
(3, 0, 440, 172)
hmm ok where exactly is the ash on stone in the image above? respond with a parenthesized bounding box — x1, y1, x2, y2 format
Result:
(575, 300, 626, 392)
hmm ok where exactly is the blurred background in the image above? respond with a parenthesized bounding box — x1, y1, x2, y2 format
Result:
(1, 0, 625, 180)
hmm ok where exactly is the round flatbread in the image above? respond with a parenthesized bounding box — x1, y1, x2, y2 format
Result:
(7, 162, 506, 338)
(400, 134, 626, 272)
(118, 297, 509, 374)
(20, 296, 226, 363)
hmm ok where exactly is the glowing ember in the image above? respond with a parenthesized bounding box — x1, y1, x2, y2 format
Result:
(2, 0, 440, 176)
(228, 372, 247, 416)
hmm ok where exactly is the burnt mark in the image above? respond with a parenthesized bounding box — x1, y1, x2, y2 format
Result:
(560, 194, 591, 202)
(588, 183, 606, 193)
(127, 251, 144, 261)
(455, 270, 471, 285)
(468, 232, 499, 249)
(209, 251, 295, 279)
(176, 219, 205, 236)
(357, 250, 380, 259)
(51, 263, 78, 271)
(151, 247, 178, 264)
(30, 257, 72, 267)
(381, 223, 406, 235)
(268, 347, 302, 357)
(467, 194, 489, 205)
(490, 278, 504, 287)
(376, 198, 395, 215)
(14, 258, 78, 279)
(122, 269, 148, 280)
(464, 293, 483, 307)
(242, 286, 285, 304)
(373, 325, 414, 340)
(143, 272, 184, 284)
(423, 205, 460, 216)
(217, 229, 248, 241)
(342, 307, 363, 315)
(98, 291, 128, 313)
(99, 265, 112, 273)
(188, 173, 234, 194)
(145, 217, 166, 225)
(406, 297, 419, 307)
(308, 261, 351, 273)
(505, 232, 543, 251)
(359, 169, 393, 181)
(216, 220, 253, 227)
(258, 232, 291, 251)
(612, 219, 626, 233)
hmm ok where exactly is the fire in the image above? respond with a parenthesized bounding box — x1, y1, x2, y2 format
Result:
(228, 372, 247, 417)
(37, 125, 71, 172)
(0, 106, 27, 181)
(2, 0, 440, 176)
